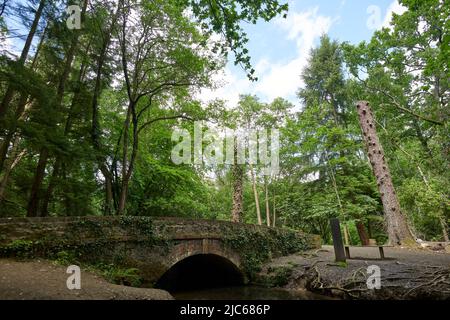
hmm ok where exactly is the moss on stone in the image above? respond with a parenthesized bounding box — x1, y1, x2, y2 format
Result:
(0, 216, 320, 286)
(223, 226, 313, 279)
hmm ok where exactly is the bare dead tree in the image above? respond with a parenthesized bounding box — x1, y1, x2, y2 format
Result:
(356, 101, 415, 245)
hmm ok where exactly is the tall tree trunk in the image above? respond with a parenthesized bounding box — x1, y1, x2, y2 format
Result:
(356, 101, 415, 245)
(0, 1, 8, 17)
(416, 166, 449, 242)
(40, 54, 89, 216)
(272, 194, 276, 227)
(0, 0, 46, 119)
(264, 176, 271, 227)
(39, 160, 60, 216)
(26, 147, 48, 217)
(0, 95, 28, 172)
(90, 3, 122, 215)
(439, 217, 449, 242)
(249, 163, 262, 225)
(367, 220, 373, 239)
(117, 180, 128, 215)
(377, 121, 448, 243)
(117, 101, 139, 216)
(102, 164, 114, 215)
(26, 0, 88, 217)
(231, 141, 243, 223)
(326, 156, 350, 245)
(356, 220, 370, 245)
(0, 135, 26, 202)
(343, 224, 350, 246)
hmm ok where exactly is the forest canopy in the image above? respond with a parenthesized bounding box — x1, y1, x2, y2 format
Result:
(0, 0, 448, 244)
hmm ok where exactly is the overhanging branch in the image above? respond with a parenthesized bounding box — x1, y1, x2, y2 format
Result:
(137, 114, 194, 135)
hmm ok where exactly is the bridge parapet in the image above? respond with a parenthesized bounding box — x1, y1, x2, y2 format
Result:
(0, 216, 320, 285)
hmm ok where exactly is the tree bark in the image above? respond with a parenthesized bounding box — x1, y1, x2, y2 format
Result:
(343, 224, 350, 246)
(356, 101, 415, 245)
(101, 163, 114, 215)
(90, 9, 120, 215)
(326, 155, 349, 245)
(264, 176, 271, 227)
(26, 147, 48, 217)
(272, 193, 276, 227)
(249, 163, 262, 225)
(39, 160, 60, 216)
(439, 216, 449, 242)
(0, 135, 26, 202)
(231, 141, 243, 223)
(356, 220, 370, 245)
(117, 105, 132, 215)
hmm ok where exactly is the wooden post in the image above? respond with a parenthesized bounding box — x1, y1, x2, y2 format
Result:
(378, 246, 385, 259)
(330, 218, 346, 262)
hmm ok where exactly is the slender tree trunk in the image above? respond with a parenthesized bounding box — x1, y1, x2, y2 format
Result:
(343, 224, 350, 246)
(356, 101, 415, 245)
(0, 1, 8, 17)
(0, 135, 26, 202)
(0, 95, 28, 171)
(117, 104, 132, 215)
(39, 160, 60, 216)
(326, 156, 349, 245)
(231, 141, 243, 223)
(26, 0, 88, 217)
(102, 164, 114, 215)
(117, 180, 128, 215)
(272, 194, 276, 227)
(26, 147, 48, 217)
(40, 55, 89, 216)
(367, 220, 373, 238)
(0, 0, 46, 119)
(264, 176, 271, 227)
(356, 220, 370, 245)
(377, 120, 448, 242)
(91, 3, 122, 215)
(439, 217, 449, 242)
(249, 163, 262, 225)
(417, 166, 449, 242)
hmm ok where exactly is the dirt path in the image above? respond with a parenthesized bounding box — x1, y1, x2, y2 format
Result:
(261, 245, 450, 300)
(0, 259, 173, 300)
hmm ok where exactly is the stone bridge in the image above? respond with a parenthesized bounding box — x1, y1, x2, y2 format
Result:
(0, 217, 320, 290)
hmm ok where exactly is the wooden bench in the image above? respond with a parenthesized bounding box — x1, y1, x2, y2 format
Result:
(344, 245, 392, 259)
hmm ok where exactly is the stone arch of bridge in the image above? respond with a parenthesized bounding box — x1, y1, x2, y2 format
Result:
(154, 238, 245, 291)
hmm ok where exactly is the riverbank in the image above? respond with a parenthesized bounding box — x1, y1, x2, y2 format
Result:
(258, 245, 450, 299)
(0, 258, 173, 300)
(2, 245, 449, 300)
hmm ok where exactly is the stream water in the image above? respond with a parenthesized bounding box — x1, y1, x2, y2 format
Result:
(172, 285, 332, 300)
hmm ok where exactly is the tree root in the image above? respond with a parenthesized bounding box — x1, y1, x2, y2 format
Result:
(305, 262, 450, 299)
(402, 268, 450, 298)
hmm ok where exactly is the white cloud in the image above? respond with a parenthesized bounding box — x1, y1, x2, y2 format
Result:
(200, 67, 252, 108)
(199, 7, 335, 107)
(381, 0, 407, 29)
(0, 34, 21, 59)
(256, 7, 334, 101)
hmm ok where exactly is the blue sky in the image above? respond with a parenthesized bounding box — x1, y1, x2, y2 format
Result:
(3, 0, 407, 108)
(201, 0, 407, 107)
